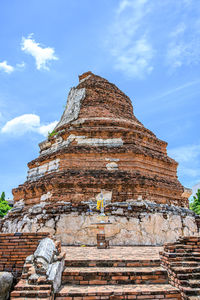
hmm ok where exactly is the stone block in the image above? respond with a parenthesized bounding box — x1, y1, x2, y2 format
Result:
(0, 272, 13, 300)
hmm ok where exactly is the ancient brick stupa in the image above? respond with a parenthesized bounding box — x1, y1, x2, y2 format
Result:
(1, 72, 198, 245)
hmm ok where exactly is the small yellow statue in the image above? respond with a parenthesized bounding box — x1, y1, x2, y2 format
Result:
(96, 192, 105, 216)
(97, 198, 104, 210)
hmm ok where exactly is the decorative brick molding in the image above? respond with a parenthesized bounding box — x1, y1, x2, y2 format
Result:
(160, 236, 200, 299)
(0, 232, 50, 278)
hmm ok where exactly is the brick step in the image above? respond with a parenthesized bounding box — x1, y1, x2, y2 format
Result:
(170, 261, 200, 267)
(162, 252, 200, 259)
(55, 284, 181, 299)
(9, 295, 54, 300)
(172, 266, 200, 274)
(14, 280, 52, 291)
(10, 289, 52, 298)
(165, 243, 200, 249)
(178, 273, 200, 280)
(166, 249, 200, 254)
(180, 280, 200, 289)
(181, 287, 200, 296)
(64, 259, 161, 268)
(62, 266, 168, 285)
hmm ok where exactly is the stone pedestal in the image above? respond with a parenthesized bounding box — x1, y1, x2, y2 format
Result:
(96, 223, 110, 249)
(97, 233, 109, 249)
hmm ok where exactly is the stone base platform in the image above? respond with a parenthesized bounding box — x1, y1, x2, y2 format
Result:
(3, 201, 199, 247)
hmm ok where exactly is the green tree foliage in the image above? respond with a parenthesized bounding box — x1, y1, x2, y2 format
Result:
(0, 192, 5, 201)
(0, 192, 11, 218)
(190, 189, 200, 215)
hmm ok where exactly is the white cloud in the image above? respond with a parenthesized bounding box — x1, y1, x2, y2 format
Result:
(108, 0, 153, 78)
(168, 144, 200, 187)
(0, 61, 14, 73)
(113, 37, 153, 77)
(155, 79, 200, 100)
(170, 23, 186, 37)
(21, 34, 58, 70)
(38, 121, 58, 136)
(1, 114, 58, 137)
(168, 144, 200, 163)
(166, 2, 200, 69)
(108, 0, 200, 75)
(16, 62, 26, 69)
(167, 38, 200, 69)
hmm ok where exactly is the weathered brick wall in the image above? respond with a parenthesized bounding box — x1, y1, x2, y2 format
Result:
(0, 232, 50, 278)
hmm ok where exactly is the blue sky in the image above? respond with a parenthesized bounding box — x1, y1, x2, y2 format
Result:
(0, 0, 199, 199)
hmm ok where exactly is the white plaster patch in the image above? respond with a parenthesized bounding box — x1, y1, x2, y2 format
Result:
(48, 158, 60, 172)
(27, 158, 60, 181)
(14, 198, 24, 207)
(40, 135, 85, 156)
(55, 87, 86, 129)
(40, 135, 123, 156)
(76, 137, 123, 147)
(105, 158, 120, 162)
(39, 140, 51, 151)
(79, 74, 91, 84)
(106, 162, 118, 170)
(41, 192, 52, 202)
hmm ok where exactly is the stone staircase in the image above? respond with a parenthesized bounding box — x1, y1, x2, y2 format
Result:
(160, 236, 200, 300)
(55, 246, 181, 299)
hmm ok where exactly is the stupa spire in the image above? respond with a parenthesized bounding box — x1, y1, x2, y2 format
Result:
(55, 72, 143, 131)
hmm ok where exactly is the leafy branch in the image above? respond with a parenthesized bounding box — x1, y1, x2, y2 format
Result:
(190, 189, 200, 215)
(0, 192, 11, 218)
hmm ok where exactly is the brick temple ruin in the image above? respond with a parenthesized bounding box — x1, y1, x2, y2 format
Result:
(1, 72, 200, 300)
(0, 71, 199, 245)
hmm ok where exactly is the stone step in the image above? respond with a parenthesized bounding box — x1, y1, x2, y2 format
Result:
(62, 266, 168, 285)
(55, 284, 181, 299)
(64, 259, 161, 268)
